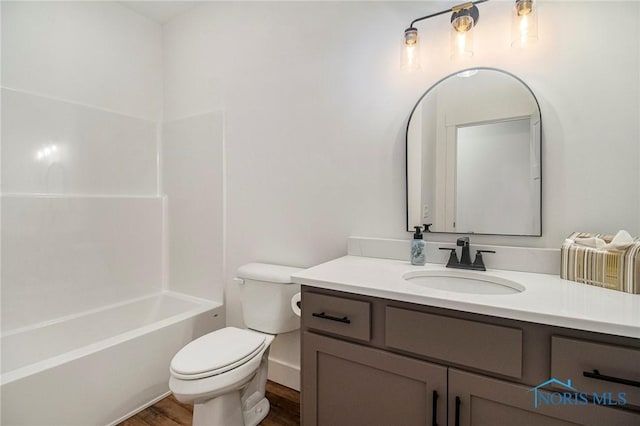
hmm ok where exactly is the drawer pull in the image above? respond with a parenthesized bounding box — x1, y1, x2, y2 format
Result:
(312, 312, 351, 324)
(431, 390, 438, 426)
(454, 396, 461, 426)
(583, 369, 640, 388)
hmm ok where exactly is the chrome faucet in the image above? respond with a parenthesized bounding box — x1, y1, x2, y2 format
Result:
(439, 237, 495, 271)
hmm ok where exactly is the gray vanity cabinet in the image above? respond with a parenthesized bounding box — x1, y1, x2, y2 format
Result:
(301, 287, 640, 426)
(449, 369, 639, 426)
(303, 332, 447, 426)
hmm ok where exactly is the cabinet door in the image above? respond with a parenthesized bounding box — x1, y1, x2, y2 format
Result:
(302, 331, 447, 426)
(448, 369, 640, 426)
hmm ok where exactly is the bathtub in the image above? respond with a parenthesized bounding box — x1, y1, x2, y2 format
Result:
(1, 291, 223, 426)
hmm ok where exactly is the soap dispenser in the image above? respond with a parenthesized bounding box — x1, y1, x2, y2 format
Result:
(411, 224, 431, 265)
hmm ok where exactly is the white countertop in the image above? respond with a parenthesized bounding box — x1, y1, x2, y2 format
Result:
(292, 255, 640, 339)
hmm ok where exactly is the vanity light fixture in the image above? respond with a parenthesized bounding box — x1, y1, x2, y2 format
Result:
(511, 0, 538, 47)
(402, 0, 538, 71)
(402, 0, 487, 71)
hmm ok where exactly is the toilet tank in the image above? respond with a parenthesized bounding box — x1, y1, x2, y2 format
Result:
(236, 263, 303, 334)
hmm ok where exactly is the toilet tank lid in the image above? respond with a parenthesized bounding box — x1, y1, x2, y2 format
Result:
(237, 262, 304, 284)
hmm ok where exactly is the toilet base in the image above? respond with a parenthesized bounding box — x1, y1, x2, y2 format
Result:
(191, 391, 270, 426)
(193, 392, 243, 426)
(243, 396, 270, 426)
(185, 341, 273, 426)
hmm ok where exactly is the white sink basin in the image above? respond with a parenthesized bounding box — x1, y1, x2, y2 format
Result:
(403, 270, 525, 295)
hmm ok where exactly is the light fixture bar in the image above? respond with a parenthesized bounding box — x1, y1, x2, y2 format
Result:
(452, 2, 475, 14)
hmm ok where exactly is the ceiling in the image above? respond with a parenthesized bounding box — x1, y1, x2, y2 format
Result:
(118, 1, 201, 24)
(118, 1, 455, 26)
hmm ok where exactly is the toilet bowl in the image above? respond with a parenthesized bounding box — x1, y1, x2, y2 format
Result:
(169, 263, 302, 426)
(170, 327, 275, 426)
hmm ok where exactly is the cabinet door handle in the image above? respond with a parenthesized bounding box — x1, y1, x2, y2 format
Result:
(311, 312, 351, 324)
(583, 369, 640, 388)
(431, 390, 438, 426)
(455, 396, 461, 426)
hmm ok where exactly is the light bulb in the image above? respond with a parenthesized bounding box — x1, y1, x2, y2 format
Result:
(401, 28, 421, 71)
(515, 0, 533, 16)
(450, 6, 477, 60)
(512, 0, 538, 47)
(451, 24, 474, 60)
(452, 15, 474, 33)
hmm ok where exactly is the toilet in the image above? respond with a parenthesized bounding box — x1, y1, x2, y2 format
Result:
(169, 263, 302, 426)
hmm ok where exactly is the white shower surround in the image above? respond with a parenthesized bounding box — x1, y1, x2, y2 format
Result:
(1, 2, 225, 424)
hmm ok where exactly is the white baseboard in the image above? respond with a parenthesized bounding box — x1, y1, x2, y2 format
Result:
(268, 358, 300, 391)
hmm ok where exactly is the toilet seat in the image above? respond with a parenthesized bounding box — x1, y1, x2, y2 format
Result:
(170, 327, 266, 380)
(169, 332, 275, 406)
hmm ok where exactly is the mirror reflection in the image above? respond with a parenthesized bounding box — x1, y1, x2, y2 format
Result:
(406, 68, 541, 236)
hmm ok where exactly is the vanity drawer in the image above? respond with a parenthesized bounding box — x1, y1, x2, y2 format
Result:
(550, 336, 640, 407)
(303, 292, 371, 342)
(385, 306, 522, 378)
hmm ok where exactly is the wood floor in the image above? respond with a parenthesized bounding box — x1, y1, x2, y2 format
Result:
(119, 381, 300, 426)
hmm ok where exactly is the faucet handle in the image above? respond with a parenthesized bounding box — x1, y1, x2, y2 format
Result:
(439, 248, 459, 267)
(476, 250, 496, 255)
(473, 250, 495, 271)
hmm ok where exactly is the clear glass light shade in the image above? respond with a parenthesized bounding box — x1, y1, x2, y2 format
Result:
(401, 29, 421, 71)
(450, 17, 474, 60)
(511, 0, 538, 47)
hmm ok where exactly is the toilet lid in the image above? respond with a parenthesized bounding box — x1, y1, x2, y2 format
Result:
(170, 327, 266, 380)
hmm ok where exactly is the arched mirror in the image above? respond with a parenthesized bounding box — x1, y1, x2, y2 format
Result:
(406, 68, 541, 236)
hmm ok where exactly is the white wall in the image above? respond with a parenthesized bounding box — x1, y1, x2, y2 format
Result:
(163, 1, 640, 388)
(1, 1, 165, 330)
(162, 112, 225, 302)
(638, 1, 640, 235)
(1, 1, 162, 121)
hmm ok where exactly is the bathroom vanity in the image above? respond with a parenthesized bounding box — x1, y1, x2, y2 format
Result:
(293, 255, 640, 426)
